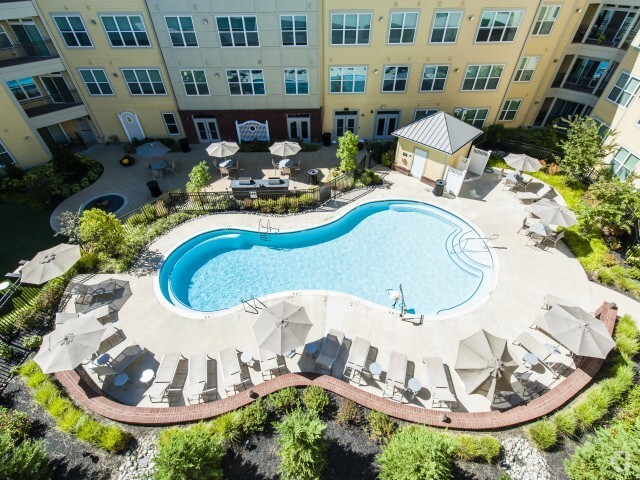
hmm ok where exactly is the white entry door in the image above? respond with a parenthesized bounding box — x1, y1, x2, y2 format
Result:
(335, 113, 357, 137)
(287, 116, 310, 142)
(410, 148, 428, 178)
(118, 112, 145, 142)
(194, 117, 220, 143)
(374, 111, 401, 139)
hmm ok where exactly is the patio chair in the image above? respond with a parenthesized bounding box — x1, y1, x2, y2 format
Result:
(281, 166, 292, 177)
(145, 159, 152, 169)
(292, 160, 302, 174)
(166, 160, 178, 175)
(424, 356, 458, 408)
(186, 353, 218, 404)
(272, 159, 280, 174)
(315, 329, 345, 374)
(516, 185, 552, 204)
(383, 351, 407, 402)
(151, 169, 163, 182)
(511, 177, 533, 192)
(518, 217, 533, 235)
(220, 166, 230, 178)
(513, 332, 567, 378)
(258, 349, 287, 380)
(540, 231, 565, 250)
(219, 347, 249, 395)
(343, 337, 371, 385)
(148, 353, 188, 403)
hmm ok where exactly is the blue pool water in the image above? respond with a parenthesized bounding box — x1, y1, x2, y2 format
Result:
(158, 200, 495, 316)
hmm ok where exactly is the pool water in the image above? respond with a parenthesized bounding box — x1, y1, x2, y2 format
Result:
(159, 200, 495, 316)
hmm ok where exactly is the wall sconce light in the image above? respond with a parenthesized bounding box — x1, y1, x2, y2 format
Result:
(378, 16, 384, 22)
(534, 101, 540, 104)
(90, 19, 96, 25)
(112, 72, 119, 77)
(468, 15, 474, 21)
(214, 72, 220, 78)
(202, 18, 209, 24)
(553, 58, 558, 63)
(374, 69, 379, 75)
(454, 68, 459, 73)
(24, 136, 31, 140)
(576, 8, 582, 13)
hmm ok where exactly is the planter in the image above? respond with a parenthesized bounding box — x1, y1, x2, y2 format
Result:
(357, 141, 365, 150)
(120, 156, 134, 167)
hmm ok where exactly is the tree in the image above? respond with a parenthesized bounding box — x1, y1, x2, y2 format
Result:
(557, 116, 617, 180)
(0, 430, 52, 480)
(78, 209, 125, 257)
(186, 161, 212, 193)
(336, 131, 359, 172)
(579, 175, 640, 235)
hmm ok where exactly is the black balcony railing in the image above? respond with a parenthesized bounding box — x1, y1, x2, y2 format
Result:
(0, 40, 58, 67)
(20, 90, 82, 117)
(573, 25, 634, 48)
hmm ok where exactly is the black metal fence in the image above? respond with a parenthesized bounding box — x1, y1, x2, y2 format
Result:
(474, 138, 563, 162)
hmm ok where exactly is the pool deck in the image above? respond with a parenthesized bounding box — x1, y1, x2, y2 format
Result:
(65, 168, 610, 415)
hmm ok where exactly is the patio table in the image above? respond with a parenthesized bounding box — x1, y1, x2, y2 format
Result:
(114, 372, 129, 388)
(150, 160, 167, 171)
(505, 173, 524, 184)
(529, 222, 555, 237)
(369, 362, 382, 378)
(278, 159, 294, 168)
(523, 352, 539, 367)
(219, 159, 235, 169)
(408, 377, 422, 394)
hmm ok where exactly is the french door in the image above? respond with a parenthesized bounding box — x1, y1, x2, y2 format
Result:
(9, 19, 50, 56)
(194, 117, 220, 143)
(41, 75, 74, 103)
(335, 112, 358, 137)
(287, 115, 310, 142)
(374, 111, 401, 139)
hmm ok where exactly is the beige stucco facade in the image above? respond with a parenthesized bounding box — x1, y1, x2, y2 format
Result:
(394, 137, 474, 183)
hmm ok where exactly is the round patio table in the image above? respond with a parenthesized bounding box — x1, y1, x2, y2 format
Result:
(369, 362, 382, 379)
(140, 369, 155, 384)
(241, 351, 253, 366)
(0, 281, 11, 291)
(150, 160, 167, 171)
(114, 373, 129, 388)
(278, 159, 294, 168)
(529, 222, 555, 237)
(408, 378, 422, 394)
(219, 159, 235, 169)
(523, 352, 539, 368)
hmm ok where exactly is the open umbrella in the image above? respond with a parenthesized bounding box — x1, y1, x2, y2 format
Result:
(543, 304, 615, 358)
(206, 141, 239, 161)
(529, 199, 578, 227)
(455, 329, 518, 401)
(269, 141, 301, 160)
(75, 279, 132, 313)
(504, 153, 542, 173)
(20, 244, 81, 285)
(253, 301, 312, 355)
(34, 315, 104, 373)
(136, 142, 170, 158)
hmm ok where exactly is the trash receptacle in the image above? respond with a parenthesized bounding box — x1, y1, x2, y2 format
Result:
(308, 168, 319, 185)
(322, 132, 332, 147)
(179, 138, 191, 153)
(433, 179, 446, 197)
(147, 180, 162, 198)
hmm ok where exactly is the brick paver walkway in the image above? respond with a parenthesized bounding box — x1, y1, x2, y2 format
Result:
(55, 302, 618, 429)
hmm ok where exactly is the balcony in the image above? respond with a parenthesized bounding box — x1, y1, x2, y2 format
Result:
(19, 90, 82, 118)
(0, 40, 58, 68)
(572, 25, 636, 50)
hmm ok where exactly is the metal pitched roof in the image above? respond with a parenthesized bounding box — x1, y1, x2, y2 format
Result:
(391, 112, 484, 155)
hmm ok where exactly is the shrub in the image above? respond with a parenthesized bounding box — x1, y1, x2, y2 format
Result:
(275, 408, 328, 480)
(13, 306, 41, 331)
(185, 160, 212, 193)
(553, 410, 578, 438)
(154, 424, 225, 480)
(22, 335, 42, 351)
(381, 149, 395, 167)
(99, 426, 130, 452)
(366, 410, 396, 443)
(614, 314, 640, 361)
(526, 420, 558, 451)
(237, 399, 268, 434)
(0, 431, 52, 480)
(209, 412, 241, 445)
(336, 131, 359, 172)
(78, 209, 125, 258)
(267, 387, 300, 416)
(26, 371, 48, 389)
(336, 399, 362, 426)
(46, 397, 73, 418)
(573, 387, 612, 431)
(0, 406, 30, 442)
(377, 425, 457, 480)
(302, 386, 330, 416)
(579, 176, 640, 235)
(455, 434, 501, 463)
(0, 343, 19, 360)
(355, 169, 382, 188)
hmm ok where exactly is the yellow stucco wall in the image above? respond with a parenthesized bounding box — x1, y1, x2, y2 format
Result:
(395, 136, 475, 181)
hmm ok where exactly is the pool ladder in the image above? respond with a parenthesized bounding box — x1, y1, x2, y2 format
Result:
(242, 296, 267, 314)
(258, 219, 272, 242)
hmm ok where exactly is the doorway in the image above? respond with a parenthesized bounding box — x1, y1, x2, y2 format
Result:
(374, 111, 401, 139)
(334, 111, 358, 137)
(118, 112, 145, 142)
(37, 124, 68, 147)
(75, 118, 96, 145)
(194, 117, 220, 143)
(41, 74, 74, 103)
(410, 148, 428, 179)
(287, 114, 310, 142)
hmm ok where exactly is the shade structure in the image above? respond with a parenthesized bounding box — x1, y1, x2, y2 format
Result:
(20, 244, 81, 285)
(455, 329, 518, 400)
(529, 198, 578, 227)
(136, 141, 170, 158)
(206, 141, 239, 159)
(543, 304, 615, 358)
(253, 301, 312, 355)
(504, 153, 542, 173)
(34, 315, 104, 373)
(75, 279, 132, 313)
(269, 141, 301, 159)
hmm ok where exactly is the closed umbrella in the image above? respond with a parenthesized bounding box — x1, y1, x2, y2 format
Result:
(455, 329, 518, 401)
(206, 141, 239, 160)
(20, 244, 81, 285)
(543, 304, 615, 358)
(504, 153, 542, 173)
(253, 301, 312, 355)
(529, 199, 578, 227)
(136, 141, 170, 158)
(34, 315, 105, 374)
(269, 141, 301, 160)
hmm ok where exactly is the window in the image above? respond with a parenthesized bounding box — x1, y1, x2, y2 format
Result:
(532, 6, 560, 35)
(430, 11, 462, 43)
(0, 141, 15, 167)
(165, 16, 197, 47)
(457, 108, 489, 128)
(476, 10, 523, 42)
(499, 99, 522, 121)
(281, 15, 307, 46)
(180, 70, 208, 95)
(514, 56, 539, 82)
(565, 58, 610, 90)
(331, 13, 371, 45)
(545, 98, 588, 125)
(414, 109, 438, 121)
(611, 147, 640, 180)
(226, 69, 265, 95)
(382, 66, 409, 92)
(284, 69, 308, 95)
(53, 16, 92, 47)
(122, 69, 166, 95)
(8, 77, 41, 101)
(79, 69, 113, 95)
(216, 16, 259, 47)
(101, 15, 150, 47)
(162, 113, 180, 136)
(388, 12, 418, 44)
(0, 25, 11, 48)
(420, 65, 448, 91)
(462, 64, 504, 91)
(607, 72, 640, 107)
(330, 66, 367, 93)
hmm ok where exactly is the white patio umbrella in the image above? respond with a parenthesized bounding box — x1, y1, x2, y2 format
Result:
(34, 315, 105, 374)
(20, 244, 81, 285)
(543, 304, 615, 358)
(269, 141, 301, 160)
(136, 141, 171, 158)
(455, 329, 518, 401)
(504, 153, 542, 173)
(529, 199, 578, 227)
(206, 141, 240, 161)
(253, 301, 312, 355)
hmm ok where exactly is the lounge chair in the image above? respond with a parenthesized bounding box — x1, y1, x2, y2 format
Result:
(90, 343, 147, 378)
(513, 332, 568, 378)
(315, 329, 345, 374)
(258, 349, 287, 380)
(383, 351, 407, 402)
(219, 347, 249, 395)
(186, 353, 218, 404)
(424, 356, 458, 408)
(343, 337, 371, 385)
(148, 352, 187, 402)
(510, 176, 533, 192)
(516, 185, 552, 204)
(541, 294, 576, 310)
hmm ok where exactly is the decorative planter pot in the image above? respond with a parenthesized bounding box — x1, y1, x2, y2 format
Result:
(120, 156, 134, 167)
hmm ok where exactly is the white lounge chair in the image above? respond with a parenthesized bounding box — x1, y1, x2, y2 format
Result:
(424, 356, 458, 408)
(315, 329, 345, 374)
(219, 347, 249, 395)
(516, 185, 552, 204)
(148, 352, 187, 402)
(343, 337, 371, 385)
(186, 353, 217, 404)
(513, 332, 567, 378)
(91, 343, 147, 378)
(258, 349, 287, 380)
(383, 351, 407, 402)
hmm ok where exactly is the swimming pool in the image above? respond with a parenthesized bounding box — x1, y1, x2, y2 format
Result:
(158, 200, 496, 317)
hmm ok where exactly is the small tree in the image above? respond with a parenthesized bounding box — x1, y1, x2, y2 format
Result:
(336, 131, 359, 172)
(56, 209, 82, 244)
(186, 160, 212, 193)
(276, 408, 328, 480)
(579, 175, 640, 235)
(78, 209, 124, 257)
(557, 116, 617, 180)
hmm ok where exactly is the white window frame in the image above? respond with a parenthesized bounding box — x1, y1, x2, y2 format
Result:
(476, 10, 523, 43)
(330, 13, 372, 45)
(0, 25, 12, 48)
(52, 15, 92, 48)
(162, 112, 180, 136)
(329, 66, 368, 94)
(499, 99, 522, 122)
(180, 70, 209, 96)
(283, 69, 309, 95)
(514, 56, 539, 82)
(461, 64, 504, 91)
(8, 77, 42, 100)
(215, 16, 259, 47)
(382, 65, 409, 93)
(78, 68, 114, 96)
(611, 147, 640, 180)
(607, 72, 640, 108)
(420, 65, 449, 92)
(532, 5, 561, 36)
(100, 15, 150, 47)
(414, 109, 438, 121)
(457, 108, 489, 128)
(388, 12, 419, 45)
(280, 14, 307, 46)
(226, 69, 265, 96)
(0, 140, 16, 167)
(430, 11, 463, 44)
(121, 68, 166, 95)
(165, 16, 197, 47)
